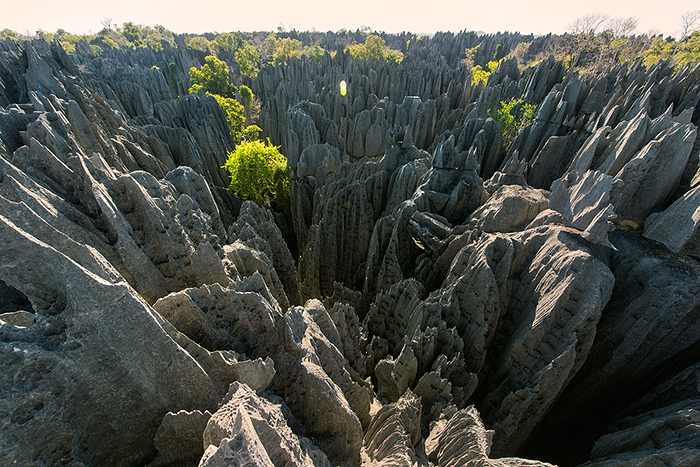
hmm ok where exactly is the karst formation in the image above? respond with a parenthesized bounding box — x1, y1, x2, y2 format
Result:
(1, 29, 699, 467)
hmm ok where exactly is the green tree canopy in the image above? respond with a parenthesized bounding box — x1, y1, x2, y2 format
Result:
(211, 94, 245, 143)
(223, 139, 289, 213)
(212, 32, 244, 56)
(273, 37, 302, 65)
(236, 45, 261, 79)
(189, 55, 237, 99)
(348, 34, 403, 64)
(186, 36, 211, 53)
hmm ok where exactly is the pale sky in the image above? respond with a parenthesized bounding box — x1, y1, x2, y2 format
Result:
(0, 0, 694, 38)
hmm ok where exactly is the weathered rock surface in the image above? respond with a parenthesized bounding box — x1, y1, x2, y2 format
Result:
(643, 183, 700, 257)
(3, 31, 700, 467)
(426, 405, 555, 467)
(0, 213, 227, 466)
(149, 410, 212, 467)
(201, 381, 331, 467)
(363, 391, 422, 466)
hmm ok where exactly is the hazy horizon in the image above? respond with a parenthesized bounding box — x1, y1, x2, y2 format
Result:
(0, 0, 696, 39)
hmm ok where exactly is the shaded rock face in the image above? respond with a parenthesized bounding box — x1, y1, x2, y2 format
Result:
(2, 33, 700, 467)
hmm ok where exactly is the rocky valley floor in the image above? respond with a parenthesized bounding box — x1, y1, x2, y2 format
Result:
(1, 34, 700, 466)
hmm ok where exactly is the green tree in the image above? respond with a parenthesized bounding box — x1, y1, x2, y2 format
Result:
(223, 139, 289, 213)
(189, 55, 237, 99)
(348, 34, 403, 64)
(236, 45, 260, 79)
(273, 37, 302, 65)
(212, 32, 244, 56)
(471, 60, 500, 85)
(493, 43, 505, 61)
(242, 124, 262, 141)
(187, 36, 211, 53)
(0, 29, 20, 40)
(464, 44, 480, 67)
(490, 98, 536, 152)
(674, 31, 700, 69)
(302, 44, 325, 62)
(211, 94, 245, 143)
(121, 22, 143, 47)
(239, 85, 254, 124)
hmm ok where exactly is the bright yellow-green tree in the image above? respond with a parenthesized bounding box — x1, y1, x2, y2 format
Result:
(223, 139, 289, 214)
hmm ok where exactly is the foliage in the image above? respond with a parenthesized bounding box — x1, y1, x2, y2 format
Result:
(642, 31, 700, 70)
(490, 98, 536, 152)
(674, 31, 700, 69)
(348, 34, 403, 64)
(212, 32, 244, 56)
(189, 55, 237, 99)
(273, 38, 302, 65)
(239, 85, 253, 106)
(242, 125, 262, 141)
(302, 44, 325, 62)
(102, 37, 119, 49)
(117, 22, 174, 50)
(55, 29, 83, 53)
(211, 94, 245, 143)
(471, 60, 501, 85)
(464, 45, 480, 68)
(186, 35, 211, 53)
(188, 57, 244, 140)
(0, 29, 20, 40)
(493, 43, 505, 61)
(236, 45, 260, 79)
(222, 139, 289, 212)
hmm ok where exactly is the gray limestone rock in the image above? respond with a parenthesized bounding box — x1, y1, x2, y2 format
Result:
(610, 121, 697, 224)
(0, 213, 224, 466)
(425, 405, 555, 467)
(480, 227, 614, 456)
(363, 391, 422, 466)
(375, 343, 419, 403)
(0, 310, 35, 327)
(580, 360, 700, 467)
(148, 410, 212, 467)
(229, 201, 301, 306)
(527, 229, 700, 464)
(152, 278, 285, 358)
(201, 382, 330, 467)
(643, 184, 700, 257)
(464, 184, 549, 234)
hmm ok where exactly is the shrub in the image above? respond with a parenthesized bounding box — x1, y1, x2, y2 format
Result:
(223, 139, 289, 213)
(211, 94, 245, 143)
(236, 45, 260, 79)
(490, 98, 537, 152)
(189, 55, 237, 99)
(348, 34, 403, 64)
(242, 125, 262, 141)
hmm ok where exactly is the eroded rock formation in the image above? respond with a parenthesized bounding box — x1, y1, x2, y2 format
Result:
(1, 33, 700, 467)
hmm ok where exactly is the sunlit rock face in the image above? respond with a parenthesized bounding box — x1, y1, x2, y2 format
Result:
(1, 33, 699, 467)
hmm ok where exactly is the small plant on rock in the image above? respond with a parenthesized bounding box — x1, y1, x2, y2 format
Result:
(490, 98, 537, 152)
